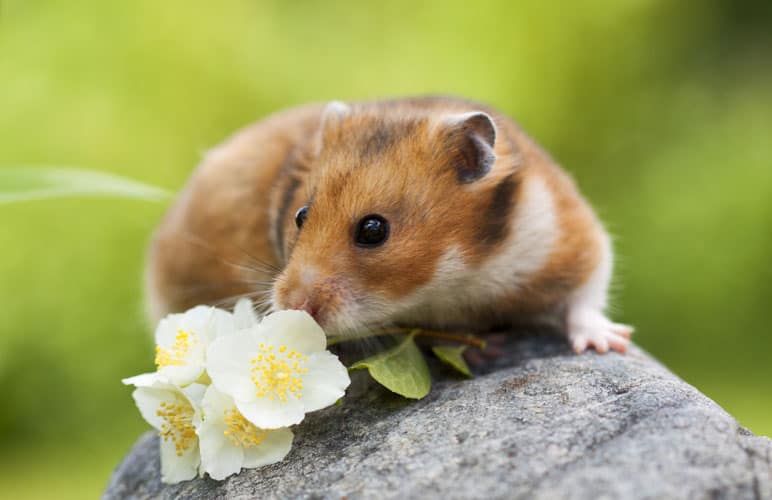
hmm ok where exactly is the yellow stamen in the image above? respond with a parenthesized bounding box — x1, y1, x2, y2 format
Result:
(155, 329, 198, 368)
(248, 343, 306, 403)
(222, 408, 267, 448)
(156, 399, 196, 457)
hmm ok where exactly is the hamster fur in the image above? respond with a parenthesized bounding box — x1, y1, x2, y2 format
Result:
(146, 96, 633, 353)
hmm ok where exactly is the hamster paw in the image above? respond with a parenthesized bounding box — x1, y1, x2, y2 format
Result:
(567, 308, 633, 354)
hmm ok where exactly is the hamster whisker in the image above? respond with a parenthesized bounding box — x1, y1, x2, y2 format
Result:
(174, 230, 280, 277)
(226, 239, 283, 274)
(210, 289, 276, 309)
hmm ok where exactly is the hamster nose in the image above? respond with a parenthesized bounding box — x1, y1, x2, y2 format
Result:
(294, 298, 321, 323)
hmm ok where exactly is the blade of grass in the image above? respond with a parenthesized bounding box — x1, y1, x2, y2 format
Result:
(0, 167, 171, 204)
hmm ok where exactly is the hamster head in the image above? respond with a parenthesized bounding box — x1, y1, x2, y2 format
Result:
(272, 101, 518, 336)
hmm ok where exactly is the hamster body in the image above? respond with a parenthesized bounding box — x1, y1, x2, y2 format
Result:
(147, 96, 632, 353)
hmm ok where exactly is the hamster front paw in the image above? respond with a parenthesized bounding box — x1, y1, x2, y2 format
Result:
(567, 307, 633, 354)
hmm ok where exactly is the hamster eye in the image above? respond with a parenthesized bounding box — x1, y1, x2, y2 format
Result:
(355, 215, 389, 247)
(295, 206, 309, 229)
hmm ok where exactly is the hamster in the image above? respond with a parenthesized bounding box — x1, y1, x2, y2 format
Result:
(146, 96, 633, 354)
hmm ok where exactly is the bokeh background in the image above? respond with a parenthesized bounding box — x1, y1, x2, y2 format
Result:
(1, 1, 770, 498)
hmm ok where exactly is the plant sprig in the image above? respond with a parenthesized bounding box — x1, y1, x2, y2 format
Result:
(333, 327, 482, 399)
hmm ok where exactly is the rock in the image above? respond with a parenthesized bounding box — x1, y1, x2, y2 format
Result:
(104, 334, 772, 500)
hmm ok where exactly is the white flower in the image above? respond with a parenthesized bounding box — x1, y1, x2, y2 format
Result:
(123, 374, 206, 484)
(196, 386, 293, 480)
(206, 310, 350, 429)
(153, 305, 233, 386)
(152, 305, 238, 386)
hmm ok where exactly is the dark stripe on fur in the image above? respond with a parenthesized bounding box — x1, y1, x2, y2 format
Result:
(275, 175, 301, 261)
(477, 173, 517, 246)
(358, 120, 415, 160)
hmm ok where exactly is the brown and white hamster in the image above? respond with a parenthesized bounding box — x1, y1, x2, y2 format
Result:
(146, 96, 633, 354)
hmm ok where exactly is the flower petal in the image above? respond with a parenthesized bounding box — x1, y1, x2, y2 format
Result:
(197, 387, 248, 480)
(155, 306, 207, 345)
(197, 419, 245, 481)
(122, 372, 159, 387)
(181, 383, 207, 408)
(206, 330, 258, 401)
(235, 394, 306, 429)
(132, 386, 174, 430)
(200, 385, 233, 415)
(242, 427, 294, 468)
(256, 310, 326, 354)
(233, 298, 260, 330)
(156, 305, 233, 346)
(158, 362, 205, 388)
(207, 307, 237, 341)
(159, 437, 200, 484)
(300, 351, 351, 412)
(154, 316, 181, 350)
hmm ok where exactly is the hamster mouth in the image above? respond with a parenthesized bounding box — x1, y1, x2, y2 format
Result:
(272, 270, 364, 333)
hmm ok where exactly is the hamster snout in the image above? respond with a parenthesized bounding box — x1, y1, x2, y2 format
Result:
(273, 266, 350, 330)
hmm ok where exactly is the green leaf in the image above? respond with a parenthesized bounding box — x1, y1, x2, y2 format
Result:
(0, 167, 171, 204)
(350, 333, 431, 399)
(431, 345, 472, 377)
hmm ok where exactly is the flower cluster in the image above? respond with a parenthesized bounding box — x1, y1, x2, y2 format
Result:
(123, 300, 350, 483)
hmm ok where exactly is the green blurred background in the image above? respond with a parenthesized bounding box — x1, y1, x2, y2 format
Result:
(1, 1, 770, 497)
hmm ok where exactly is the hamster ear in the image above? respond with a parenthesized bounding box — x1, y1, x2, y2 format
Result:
(442, 111, 497, 183)
(320, 100, 351, 129)
(315, 101, 352, 154)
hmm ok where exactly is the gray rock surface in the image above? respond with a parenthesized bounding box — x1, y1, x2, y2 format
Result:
(104, 334, 772, 500)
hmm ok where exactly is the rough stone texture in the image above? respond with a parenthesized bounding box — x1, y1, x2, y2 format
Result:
(104, 334, 772, 500)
